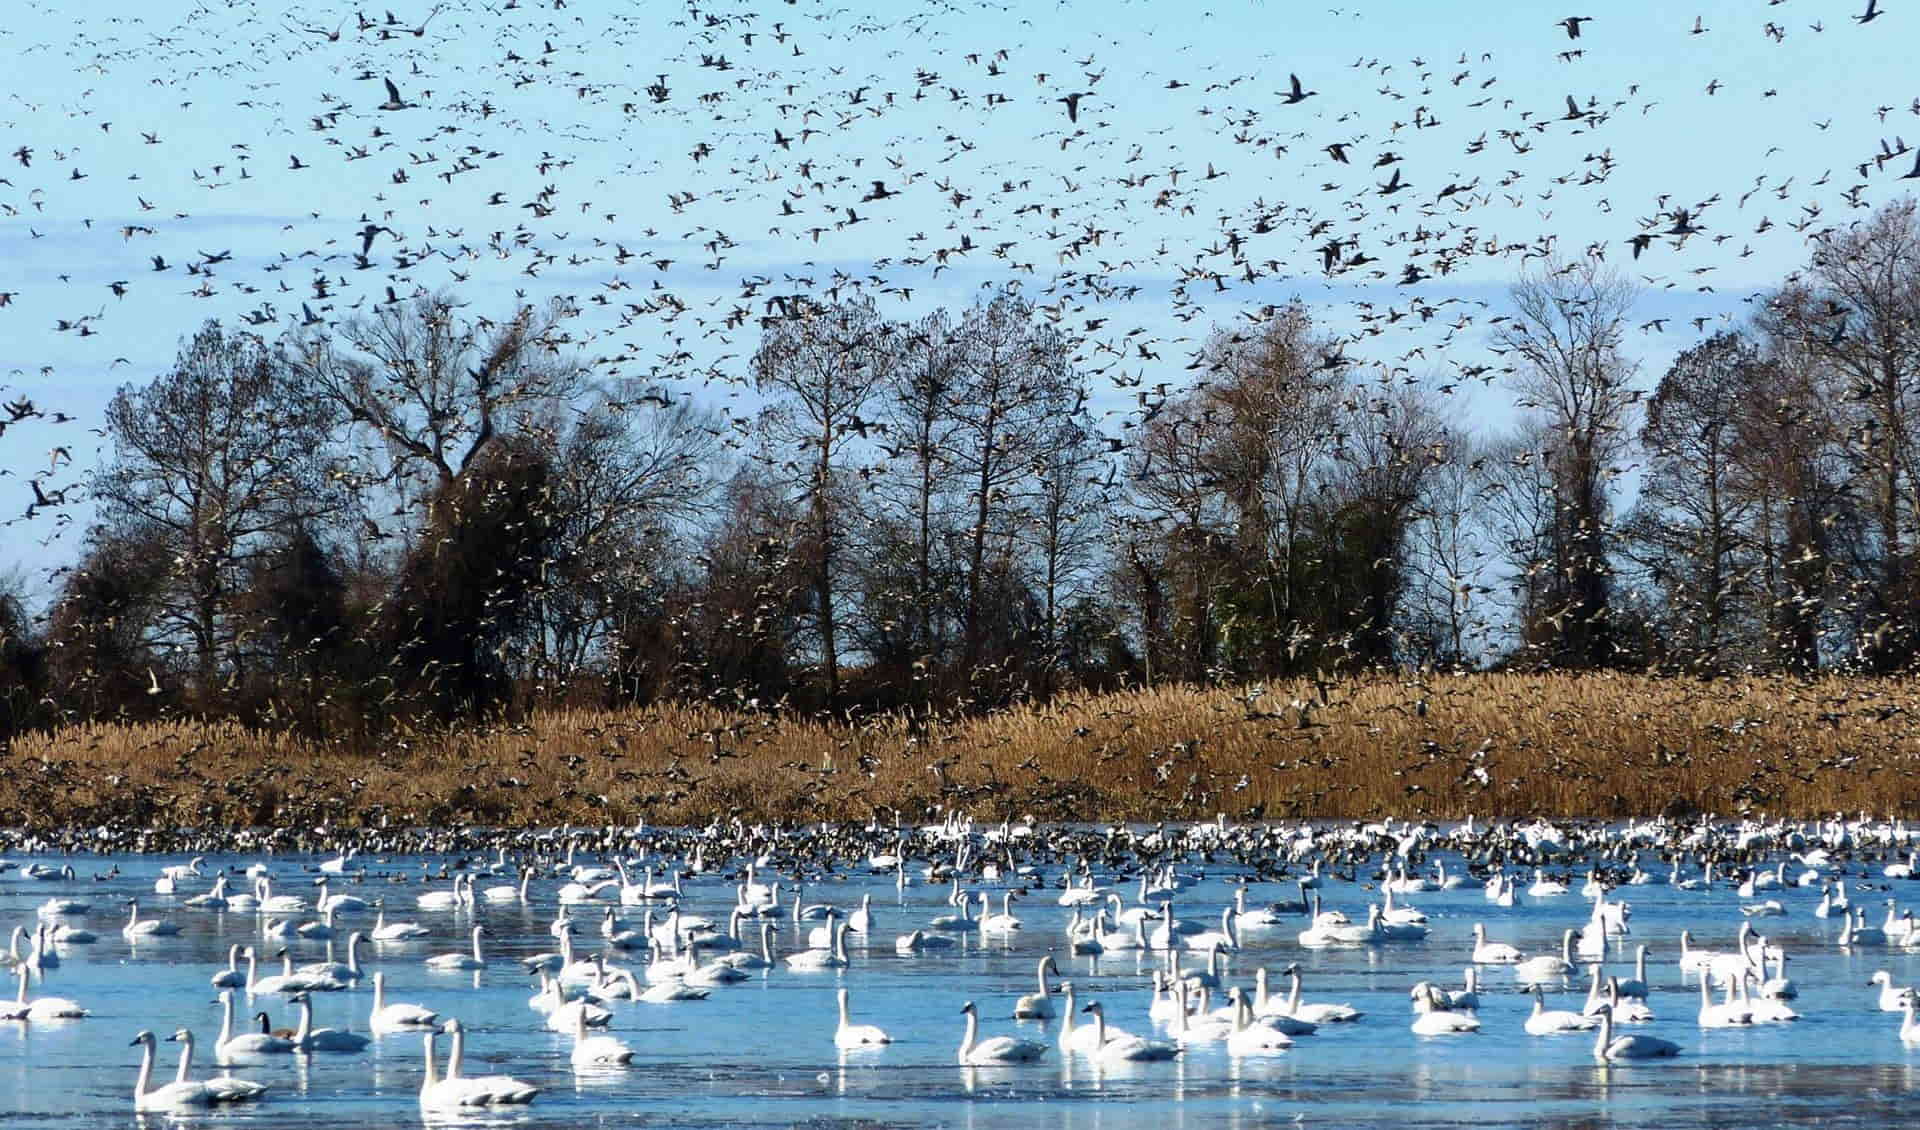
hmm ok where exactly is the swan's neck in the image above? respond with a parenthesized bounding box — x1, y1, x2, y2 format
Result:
(217, 994, 235, 1046)
(295, 997, 313, 1042)
(422, 1031, 439, 1088)
(471, 930, 484, 961)
(838, 993, 851, 1028)
(446, 1025, 464, 1079)
(960, 1010, 978, 1057)
(173, 1032, 194, 1085)
(134, 1039, 156, 1101)
(1092, 1007, 1106, 1045)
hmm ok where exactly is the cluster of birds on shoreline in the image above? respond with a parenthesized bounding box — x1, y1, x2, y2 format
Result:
(7, 812, 1920, 1111)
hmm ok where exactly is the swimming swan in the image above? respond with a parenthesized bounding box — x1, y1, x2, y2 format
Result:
(1593, 1003, 1680, 1061)
(419, 1020, 538, 1109)
(1013, 956, 1058, 1018)
(957, 1000, 1046, 1064)
(130, 1029, 266, 1111)
(1081, 1001, 1180, 1063)
(369, 971, 439, 1034)
(834, 987, 892, 1048)
(426, 926, 488, 970)
(214, 989, 295, 1060)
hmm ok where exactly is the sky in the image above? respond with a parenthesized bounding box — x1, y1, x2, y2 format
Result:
(1, 0, 1914, 601)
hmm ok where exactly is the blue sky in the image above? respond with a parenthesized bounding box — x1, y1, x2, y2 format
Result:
(1, 0, 1913, 597)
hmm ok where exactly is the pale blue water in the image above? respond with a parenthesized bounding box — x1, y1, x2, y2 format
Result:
(1, 849, 1916, 1127)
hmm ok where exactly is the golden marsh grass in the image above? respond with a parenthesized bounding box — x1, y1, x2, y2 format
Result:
(11, 673, 1920, 829)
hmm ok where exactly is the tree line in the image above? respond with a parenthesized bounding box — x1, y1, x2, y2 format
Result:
(3, 200, 1918, 740)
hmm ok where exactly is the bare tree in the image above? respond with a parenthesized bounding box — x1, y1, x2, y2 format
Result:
(751, 297, 896, 703)
(94, 321, 337, 697)
(1496, 256, 1639, 666)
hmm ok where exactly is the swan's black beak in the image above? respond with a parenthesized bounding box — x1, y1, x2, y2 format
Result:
(1080, 1002, 1096, 1013)
(129, 1036, 144, 1046)
(166, 1032, 183, 1043)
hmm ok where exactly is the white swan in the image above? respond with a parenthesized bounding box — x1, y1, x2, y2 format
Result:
(184, 874, 231, 908)
(372, 900, 431, 941)
(1698, 972, 1753, 1027)
(482, 867, 533, 904)
(1514, 930, 1576, 983)
(957, 1000, 1046, 1064)
(214, 989, 295, 1060)
(417, 874, 470, 911)
(1470, 922, 1524, 964)
(1525, 984, 1597, 1034)
(0, 964, 85, 1020)
(1082, 1001, 1180, 1063)
(166, 1027, 268, 1104)
(289, 992, 371, 1052)
(834, 987, 892, 1048)
(1224, 988, 1292, 1056)
(130, 1029, 265, 1111)
(1409, 984, 1481, 1035)
(1013, 955, 1058, 1019)
(1593, 1003, 1679, 1061)
(369, 971, 439, 1034)
(420, 1020, 538, 1109)
(426, 926, 487, 970)
(786, 920, 851, 970)
(719, 921, 776, 969)
(122, 898, 181, 939)
(1280, 964, 1362, 1023)
(570, 999, 635, 1067)
(211, 943, 247, 989)
(1871, 969, 1909, 1011)
(1900, 989, 1920, 1044)
(981, 892, 1023, 934)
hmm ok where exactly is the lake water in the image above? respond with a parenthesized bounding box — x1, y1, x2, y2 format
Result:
(1, 843, 1916, 1127)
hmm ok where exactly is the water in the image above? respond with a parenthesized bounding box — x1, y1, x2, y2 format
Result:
(2, 850, 1916, 1128)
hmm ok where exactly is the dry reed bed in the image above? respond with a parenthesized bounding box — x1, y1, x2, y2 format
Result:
(10, 673, 1920, 830)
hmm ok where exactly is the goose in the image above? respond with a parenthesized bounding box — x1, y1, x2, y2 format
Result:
(1593, 1003, 1680, 1061)
(1470, 923, 1524, 964)
(1409, 984, 1481, 1034)
(214, 989, 294, 1059)
(421, 1019, 538, 1108)
(1900, 990, 1920, 1044)
(1013, 955, 1059, 1019)
(834, 988, 892, 1048)
(570, 998, 636, 1067)
(425, 926, 487, 970)
(1280, 964, 1362, 1023)
(1525, 984, 1598, 1034)
(980, 892, 1023, 934)
(1869, 970, 1908, 1011)
(288, 992, 370, 1052)
(958, 1001, 1046, 1064)
(1223, 988, 1291, 1056)
(1515, 930, 1577, 983)
(1698, 971, 1753, 1027)
(371, 901, 431, 941)
(1081, 1001, 1180, 1063)
(786, 920, 851, 970)
(130, 1030, 261, 1111)
(369, 971, 438, 1034)
(211, 944, 247, 989)
(0, 964, 84, 1020)
(122, 898, 181, 939)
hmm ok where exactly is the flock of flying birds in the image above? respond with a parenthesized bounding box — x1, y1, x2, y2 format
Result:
(0, 0, 1916, 528)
